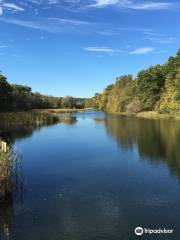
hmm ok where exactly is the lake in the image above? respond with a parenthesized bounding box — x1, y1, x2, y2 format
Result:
(1, 111, 180, 240)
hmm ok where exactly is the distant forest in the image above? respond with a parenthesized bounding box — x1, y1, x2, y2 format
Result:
(0, 76, 90, 111)
(91, 49, 180, 114)
(1, 49, 180, 113)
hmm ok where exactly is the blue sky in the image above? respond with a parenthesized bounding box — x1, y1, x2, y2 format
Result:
(0, 0, 180, 97)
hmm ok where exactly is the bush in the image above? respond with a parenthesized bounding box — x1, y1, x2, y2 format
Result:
(126, 100, 142, 114)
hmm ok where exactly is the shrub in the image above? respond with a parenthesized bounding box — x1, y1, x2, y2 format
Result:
(126, 100, 142, 114)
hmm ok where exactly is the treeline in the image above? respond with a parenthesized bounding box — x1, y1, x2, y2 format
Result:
(91, 49, 180, 114)
(1, 49, 180, 113)
(0, 75, 90, 112)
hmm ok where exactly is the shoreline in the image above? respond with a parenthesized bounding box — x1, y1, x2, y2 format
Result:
(32, 108, 92, 114)
(1, 109, 180, 120)
(108, 111, 180, 120)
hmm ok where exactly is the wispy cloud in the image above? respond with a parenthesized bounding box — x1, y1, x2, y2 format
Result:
(2, 3, 25, 12)
(84, 46, 167, 56)
(0, 17, 91, 33)
(145, 34, 176, 44)
(49, 17, 90, 26)
(0, 18, 53, 32)
(2, 0, 177, 12)
(0, 2, 25, 15)
(0, 45, 8, 48)
(129, 47, 154, 54)
(83, 46, 114, 53)
(0, 14, 154, 37)
(129, 2, 174, 10)
(87, 0, 177, 10)
(88, 0, 120, 8)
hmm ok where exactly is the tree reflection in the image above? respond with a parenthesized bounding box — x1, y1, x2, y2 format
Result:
(104, 115, 180, 178)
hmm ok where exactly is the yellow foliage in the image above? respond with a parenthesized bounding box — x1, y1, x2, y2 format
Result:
(156, 81, 180, 113)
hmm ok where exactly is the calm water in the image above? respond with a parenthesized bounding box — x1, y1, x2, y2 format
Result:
(1, 112, 180, 240)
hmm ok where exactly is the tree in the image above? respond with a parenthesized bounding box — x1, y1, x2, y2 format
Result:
(11, 84, 33, 110)
(136, 65, 165, 110)
(0, 74, 12, 111)
(11, 84, 32, 95)
(115, 75, 133, 88)
(175, 68, 180, 100)
(163, 49, 180, 78)
(61, 96, 75, 108)
(106, 75, 135, 112)
(156, 73, 180, 113)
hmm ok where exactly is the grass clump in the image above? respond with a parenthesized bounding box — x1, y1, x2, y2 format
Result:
(0, 145, 22, 203)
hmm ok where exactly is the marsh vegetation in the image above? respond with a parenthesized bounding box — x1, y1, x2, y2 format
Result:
(0, 143, 22, 203)
(0, 111, 77, 204)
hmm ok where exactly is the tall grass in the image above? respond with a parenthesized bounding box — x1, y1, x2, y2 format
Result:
(0, 111, 78, 130)
(0, 112, 60, 129)
(0, 145, 22, 203)
(0, 111, 77, 202)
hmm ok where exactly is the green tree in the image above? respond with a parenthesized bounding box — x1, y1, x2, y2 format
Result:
(0, 74, 12, 111)
(61, 96, 75, 108)
(163, 49, 180, 78)
(136, 65, 165, 110)
(175, 68, 180, 100)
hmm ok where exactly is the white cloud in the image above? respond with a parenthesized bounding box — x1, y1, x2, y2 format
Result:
(88, 0, 176, 10)
(89, 0, 120, 8)
(83, 46, 114, 53)
(129, 2, 173, 10)
(129, 47, 154, 54)
(3, 3, 25, 12)
(84, 46, 166, 56)
(0, 0, 176, 14)
(0, 7, 2, 15)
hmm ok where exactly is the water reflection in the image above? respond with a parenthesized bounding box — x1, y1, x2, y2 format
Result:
(104, 114, 180, 178)
(0, 114, 77, 239)
(60, 115, 77, 125)
(0, 114, 78, 201)
(0, 141, 22, 240)
(0, 202, 14, 240)
(0, 115, 78, 144)
(1, 112, 180, 239)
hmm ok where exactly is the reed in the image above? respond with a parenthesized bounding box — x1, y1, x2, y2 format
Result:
(0, 144, 22, 203)
(0, 111, 60, 129)
(33, 108, 91, 114)
(0, 112, 79, 132)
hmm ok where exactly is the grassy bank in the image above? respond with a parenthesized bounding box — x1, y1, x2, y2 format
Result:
(136, 111, 180, 120)
(0, 111, 80, 131)
(33, 108, 92, 114)
(0, 111, 61, 129)
(108, 111, 180, 120)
